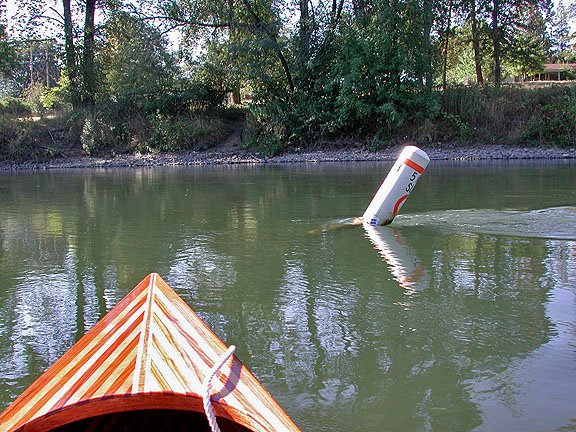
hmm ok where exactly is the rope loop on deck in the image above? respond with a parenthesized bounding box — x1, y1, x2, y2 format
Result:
(202, 345, 236, 432)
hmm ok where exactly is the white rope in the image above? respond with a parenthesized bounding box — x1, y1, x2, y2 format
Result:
(202, 345, 236, 432)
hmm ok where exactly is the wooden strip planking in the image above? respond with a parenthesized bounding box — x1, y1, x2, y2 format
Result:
(0, 273, 301, 432)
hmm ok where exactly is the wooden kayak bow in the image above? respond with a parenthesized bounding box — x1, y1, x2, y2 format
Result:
(0, 273, 301, 432)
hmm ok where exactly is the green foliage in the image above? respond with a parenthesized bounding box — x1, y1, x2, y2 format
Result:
(439, 84, 576, 147)
(519, 85, 576, 146)
(149, 113, 227, 151)
(0, 115, 35, 158)
(74, 105, 233, 156)
(38, 74, 72, 109)
(0, 96, 31, 116)
(138, 85, 227, 115)
(243, 2, 441, 150)
(21, 83, 47, 116)
(99, 11, 176, 101)
(442, 22, 492, 85)
(0, 23, 16, 76)
(243, 102, 292, 155)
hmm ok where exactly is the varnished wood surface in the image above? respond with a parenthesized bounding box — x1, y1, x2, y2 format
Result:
(0, 274, 301, 432)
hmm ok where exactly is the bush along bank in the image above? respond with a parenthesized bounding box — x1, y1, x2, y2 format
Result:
(243, 83, 576, 155)
(0, 85, 244, 160)
(1, 84, 575, 161)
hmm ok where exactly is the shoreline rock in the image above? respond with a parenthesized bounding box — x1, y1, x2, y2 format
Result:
(1, 144, 575, 171)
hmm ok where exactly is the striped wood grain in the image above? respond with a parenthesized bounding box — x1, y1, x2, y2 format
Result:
(0, 273, 301, 432)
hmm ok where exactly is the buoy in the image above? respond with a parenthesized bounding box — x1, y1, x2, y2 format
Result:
(362, 146, 429, 226)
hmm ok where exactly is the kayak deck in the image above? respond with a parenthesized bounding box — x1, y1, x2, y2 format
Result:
(0, 273, 300, 432)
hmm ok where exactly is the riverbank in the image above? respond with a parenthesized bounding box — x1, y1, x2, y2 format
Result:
(1, 144, 575, 170)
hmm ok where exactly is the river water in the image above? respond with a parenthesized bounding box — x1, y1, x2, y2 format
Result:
(0, 160, 575, 431)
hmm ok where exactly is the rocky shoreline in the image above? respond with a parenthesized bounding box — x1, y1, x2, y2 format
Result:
(1, 144, 575, 170)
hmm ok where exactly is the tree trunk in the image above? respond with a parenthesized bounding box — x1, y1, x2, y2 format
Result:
(63, 0, 80, 109)
(299, 0, 310, 62)
(441, 1, 452, 91)
(470, 0, 484, 86)
(241, 0, 294, 92)
(297, 0, 312, 91)
(491, 0, 501, 87)
(82, 0, 97, 107)
(422, 0, 433, 91)
(228, 0, 241, 104)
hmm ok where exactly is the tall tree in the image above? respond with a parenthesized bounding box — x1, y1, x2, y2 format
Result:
(487, 0, 551, 85)
(551, 0, 573, 61)
(156, 0, 294, 93)
(82, 0, 97, 107)
(99, 11, 175, 98)
(0, 1, 17, 77)
(490, 0, 503, 86)
(437, 0, 454, 91)
(13, 0, 99, 108)
(421, 0, 434, 91)
(63, 0, 81, 108)
(469, 0, 485, 85)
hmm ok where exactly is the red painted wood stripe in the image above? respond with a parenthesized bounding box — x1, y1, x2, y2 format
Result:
(78, 332, 140, 401)
(403, 158, 425, 174)
(102, 355, 136, 396)
(53, 313, 145, 409)
(393, 194, 409, 216)
(1, 286, 148, 419)
(6, 297, 147, 429)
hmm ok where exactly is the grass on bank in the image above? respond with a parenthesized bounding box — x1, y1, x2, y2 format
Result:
(1, 83, 575, 161)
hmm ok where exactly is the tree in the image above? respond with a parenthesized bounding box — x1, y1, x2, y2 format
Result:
(62, 0, 81, 108)
(550, 0, 575, 62)
(489, 0, 503, 86)
(152, 0, 294, 94)
(99, 11, 175, 99)
(436, 0, 455, 91)
(0, 0, 17, 78)
(82, 0, 97, 107)
(506, 3, 548, 80)
(469, 0, 486, 85)
(321, 0, 438, 132)
(486, 0, 552, 86)
(443, 22, 492, 84)
(14, 0, 99, 108)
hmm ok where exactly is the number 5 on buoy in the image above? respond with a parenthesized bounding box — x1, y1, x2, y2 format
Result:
(362, 146, 430, 226)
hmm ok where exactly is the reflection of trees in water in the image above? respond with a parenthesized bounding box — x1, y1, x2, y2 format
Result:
(0, 167, 573, 428)
(256, 225, 561, 431)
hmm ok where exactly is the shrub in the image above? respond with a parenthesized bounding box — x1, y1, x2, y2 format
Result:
(21, 83, 47, 117)
(0, 97, 31, 116)
(149, 113, 228, 152)
(438, 83, 576, 147)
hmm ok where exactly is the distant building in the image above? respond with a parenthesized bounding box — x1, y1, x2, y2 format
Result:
(530, 63, 576, 81)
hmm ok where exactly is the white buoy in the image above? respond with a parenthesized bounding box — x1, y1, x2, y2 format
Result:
(362, 146, 430, 226)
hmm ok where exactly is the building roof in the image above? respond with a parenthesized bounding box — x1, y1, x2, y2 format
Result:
(542, 63, 576, 73)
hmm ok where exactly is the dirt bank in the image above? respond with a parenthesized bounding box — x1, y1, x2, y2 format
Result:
(1, 144, 575, 171)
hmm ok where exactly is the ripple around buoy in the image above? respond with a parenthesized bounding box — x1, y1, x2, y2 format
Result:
(394, 206, 576, 241)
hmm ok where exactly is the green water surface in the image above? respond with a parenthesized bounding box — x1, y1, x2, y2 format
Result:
(0, 160, 575, 431)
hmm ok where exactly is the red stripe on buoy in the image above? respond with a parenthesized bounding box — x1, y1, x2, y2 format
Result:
(393, 194, 409, 216)
(403, 158, 425, 174)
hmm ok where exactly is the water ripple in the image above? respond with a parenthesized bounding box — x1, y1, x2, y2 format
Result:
(396, 206, 576, 240)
